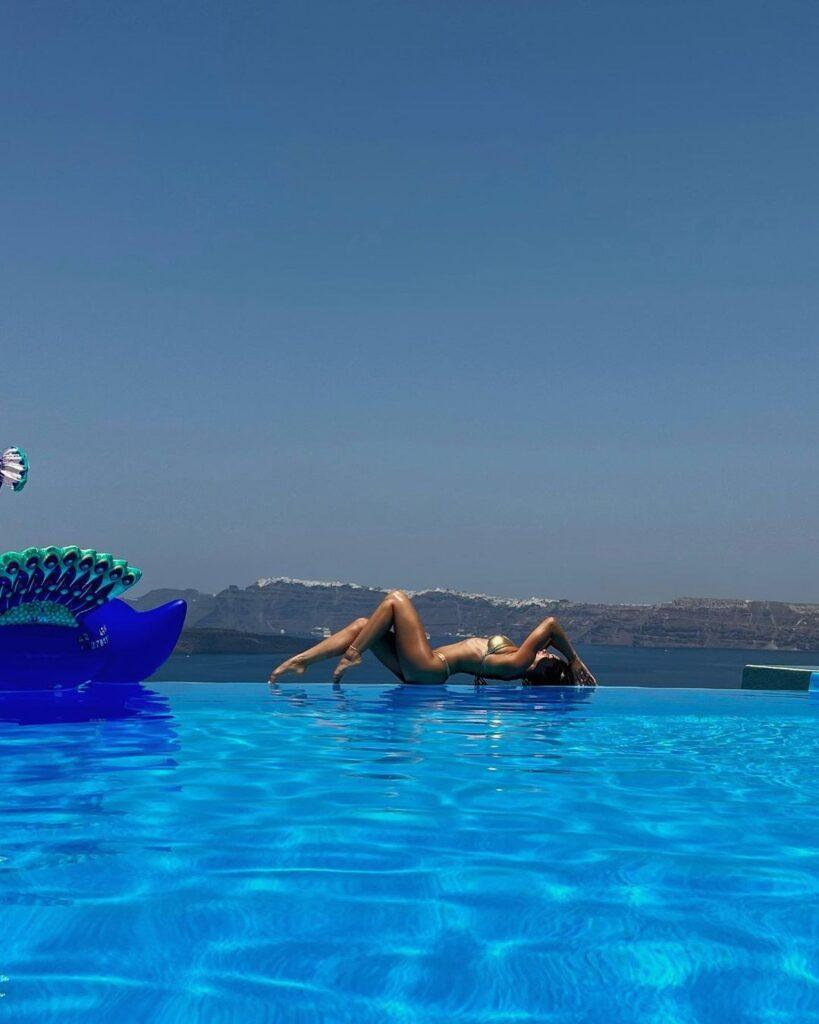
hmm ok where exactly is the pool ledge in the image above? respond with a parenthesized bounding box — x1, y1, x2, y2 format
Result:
(742, 664, 819, 691)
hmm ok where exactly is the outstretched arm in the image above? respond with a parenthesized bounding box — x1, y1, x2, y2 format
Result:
(487, 616, 595, 685)
(514, 616, 577, 668)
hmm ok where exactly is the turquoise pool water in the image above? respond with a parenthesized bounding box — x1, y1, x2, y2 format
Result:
(2, 682, 819, 1022)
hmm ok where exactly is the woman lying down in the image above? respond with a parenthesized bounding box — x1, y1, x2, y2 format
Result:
(270, 589, 596, 687)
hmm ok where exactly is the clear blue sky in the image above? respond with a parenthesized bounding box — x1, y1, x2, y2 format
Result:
(2, 1, 817, 603)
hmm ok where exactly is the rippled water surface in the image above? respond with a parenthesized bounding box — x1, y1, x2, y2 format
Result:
(2, 682, 819, 1023)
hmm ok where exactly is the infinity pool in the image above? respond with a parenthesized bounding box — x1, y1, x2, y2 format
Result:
(2, 682, 819, 1022)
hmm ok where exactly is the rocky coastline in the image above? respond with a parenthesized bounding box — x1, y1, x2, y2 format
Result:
(130, 578, 819, 653)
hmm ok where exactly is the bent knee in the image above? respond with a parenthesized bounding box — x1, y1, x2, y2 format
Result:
(387, 589, 409, 603)
(544, 616, 557, 631)
(352, 617, 368, 631)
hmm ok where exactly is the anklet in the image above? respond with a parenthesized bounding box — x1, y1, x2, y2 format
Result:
(347, 645, 361, 657)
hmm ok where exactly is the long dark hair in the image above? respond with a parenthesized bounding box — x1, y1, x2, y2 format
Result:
(523, 654, 572, 686)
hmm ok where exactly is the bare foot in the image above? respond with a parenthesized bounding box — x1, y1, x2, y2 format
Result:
(332, 646, 362, 683)
(569, 657, 597, 687)
(269, 655, 307, 683)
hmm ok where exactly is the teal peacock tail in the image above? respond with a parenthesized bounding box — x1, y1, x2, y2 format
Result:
(0, 447, 29, 492)
(0, 546, 142, 625)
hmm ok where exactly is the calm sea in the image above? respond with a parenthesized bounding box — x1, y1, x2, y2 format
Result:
(150, 643, 819, 689)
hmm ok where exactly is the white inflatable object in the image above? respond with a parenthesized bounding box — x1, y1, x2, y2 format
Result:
(0, 447, 28, 492)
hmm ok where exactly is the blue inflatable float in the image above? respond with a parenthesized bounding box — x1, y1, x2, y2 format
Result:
(0, 545, 186, 691)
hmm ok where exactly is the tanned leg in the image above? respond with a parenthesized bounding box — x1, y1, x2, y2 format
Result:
(269, 618, 369, 681)
(269, 617, 407, 682)
(369, 632, 406, 681)
(333, 590, 442, 683)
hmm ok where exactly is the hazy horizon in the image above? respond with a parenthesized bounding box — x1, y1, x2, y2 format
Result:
(145, 570, 815, 609)
(3, 2, 818, 605)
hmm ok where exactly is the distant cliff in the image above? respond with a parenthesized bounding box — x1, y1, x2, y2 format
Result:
(129, 577, 819, 651)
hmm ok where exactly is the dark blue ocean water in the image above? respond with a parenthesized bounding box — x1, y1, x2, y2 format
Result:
(151, 643, 819, 688)
(2, 680, 819, 1022)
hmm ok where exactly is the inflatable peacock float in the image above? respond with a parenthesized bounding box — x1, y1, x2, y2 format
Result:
(0, 448, 186, 691)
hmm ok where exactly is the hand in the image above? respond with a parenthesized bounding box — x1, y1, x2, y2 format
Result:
(569, 656, 597, 687)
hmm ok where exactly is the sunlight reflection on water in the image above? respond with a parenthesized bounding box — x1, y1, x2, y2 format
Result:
(1, 682, 819, 1022)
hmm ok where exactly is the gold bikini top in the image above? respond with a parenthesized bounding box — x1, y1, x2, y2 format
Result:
(486, 634, 515, 656)
(476, 634, 516, 684)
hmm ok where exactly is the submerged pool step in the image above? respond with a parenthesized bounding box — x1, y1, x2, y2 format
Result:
(742, 664, 819, 691)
